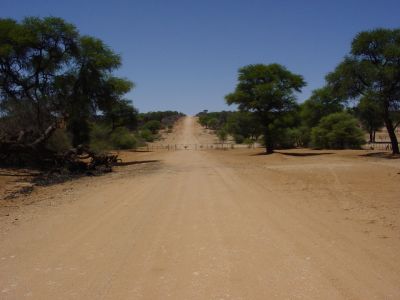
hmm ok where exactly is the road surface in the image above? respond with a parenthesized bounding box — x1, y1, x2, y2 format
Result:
(1, 116, 399, 299)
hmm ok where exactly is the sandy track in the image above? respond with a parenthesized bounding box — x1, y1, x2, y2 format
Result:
(0, 116, 400, 299)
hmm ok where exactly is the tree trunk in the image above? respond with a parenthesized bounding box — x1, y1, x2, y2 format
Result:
(264, 130, 274, 154)
(383, 110, 399, 154)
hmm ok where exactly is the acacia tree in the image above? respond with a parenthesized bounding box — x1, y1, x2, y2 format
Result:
(0, 17, 134, 147)
(300, 87, 343, 129)
(225, 64, 305, 153)
(225, 111, 262, 143)
(0, 17, 79, 134)
(326, 28, 400, 154)
(356, 96, 384, 142)
(104, 99, 138, 131)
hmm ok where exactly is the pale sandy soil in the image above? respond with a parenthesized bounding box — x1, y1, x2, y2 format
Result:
(0, 116, 399, 299)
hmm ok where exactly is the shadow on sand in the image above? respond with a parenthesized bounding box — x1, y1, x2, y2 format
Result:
(252, 151, 333, 157)
(116, 160, 160, 166)
(359, 152, 400, 160)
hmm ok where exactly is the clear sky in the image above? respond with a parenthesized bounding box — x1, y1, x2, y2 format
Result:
(2, 0, 400, 115)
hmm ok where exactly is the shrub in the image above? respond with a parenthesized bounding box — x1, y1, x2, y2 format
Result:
(217, 128, 228, 143)
(90, 123, 137, 153)
(311, 112, 365, 149)
(275, 128, 300, 149)
(143, 120, 162, 134)
(89, 124, 113, 154)
(207, 118, 219, 130)
(139, 128, 155, 142)
(45, 129, 72, 153)
(233, 134, 245, 144)
(110, 127, 137, 149)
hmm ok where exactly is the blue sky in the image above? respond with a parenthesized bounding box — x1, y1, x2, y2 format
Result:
(2, 0, 400, 114)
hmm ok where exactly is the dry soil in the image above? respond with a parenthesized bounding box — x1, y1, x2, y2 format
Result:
(0, 116, 399, 299)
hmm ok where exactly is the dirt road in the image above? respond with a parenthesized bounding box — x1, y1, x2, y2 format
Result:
(1, 116, 400, 299)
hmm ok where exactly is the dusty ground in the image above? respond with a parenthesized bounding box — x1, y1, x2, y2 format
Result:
(0, 116, 399, 299)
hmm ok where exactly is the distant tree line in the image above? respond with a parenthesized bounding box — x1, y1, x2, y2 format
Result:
(200, 28, 400, 154)
(197, 111, 262, 145)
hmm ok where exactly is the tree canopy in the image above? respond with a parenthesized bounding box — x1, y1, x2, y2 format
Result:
(300, 87, 343, 129)
(326, 28, 400, 154)
(225, 64, 306, 153)
(311, 112, 365, 149)
(0, 17, 135, 147)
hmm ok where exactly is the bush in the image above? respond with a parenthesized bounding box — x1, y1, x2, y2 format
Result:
(217, 128, 228, 143)
(311, 112, 365, 149)
(89, 124, 112, 154)
(207, 118, 219, 130)
(45, 129, 72, 153)
(139, 128, 155, 142)
(233, 134, 245, 144)
(143, 120, 162, 134)
(275, 128, 300, 149)
(90, 123, 137, 153)
(110, 127, 137, 149)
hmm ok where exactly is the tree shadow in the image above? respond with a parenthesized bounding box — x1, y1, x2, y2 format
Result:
(276, 151, 334, 157)
(359, 152, 400, 159)
(0, 172, 38, 177)
(251, 151, 333, 157)
(116, 160, 160, 166)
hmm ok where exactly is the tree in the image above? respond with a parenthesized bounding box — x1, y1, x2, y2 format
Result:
(143, 120, 162, 134)
(0, 17, 134, 170)
(225, 64, 306, 153)
(104, 99, 138, 131)
(326, 28, 400, 154)
(207, 118, 218, 130)
(225, 111, 262, 143)
(0, 17, 79, 134)
(300, 87, 343, 129)
(356, 96, 384, 142)
(0, 17, 134, 146)
(311, 112, 365, 149)
(217, 128, 228, 144)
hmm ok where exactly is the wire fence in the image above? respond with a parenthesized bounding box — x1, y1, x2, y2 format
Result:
(364, 141, 399, 151)
(137, 143, 259, 151)
(138, 142, 398, 152)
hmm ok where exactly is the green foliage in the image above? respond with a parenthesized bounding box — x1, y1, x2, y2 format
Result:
(110, 127, 137, 149)
(139, 128, 156, 142)
(300, 87, 344, 129)
(296, 87, 344, 147)
(311, 112, 365, 149)
(138, 111, 184, 128)
(143, 120, 162, 134)
(326, 28, 400, 153)
(217, 128, 228, 143)
(45, 129, 72, 153)
(0, 16, 134, 148)
(104, 100, 138, 131)
(232, 134, 245, 144)
(207, 118, 219, 130)
(225, 111, 262, 142)
(89, 124, 113, 153)
(89, 123, 137, 153)
(197, 111, 231, 130)
(356, 96, 383, 142)
(225, 63, 306, 153)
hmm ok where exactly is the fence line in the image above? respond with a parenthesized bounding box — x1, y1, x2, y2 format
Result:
(137, 143, 258, 152)
(364, 141, 398, 151)
(139, 142, 399, 152)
